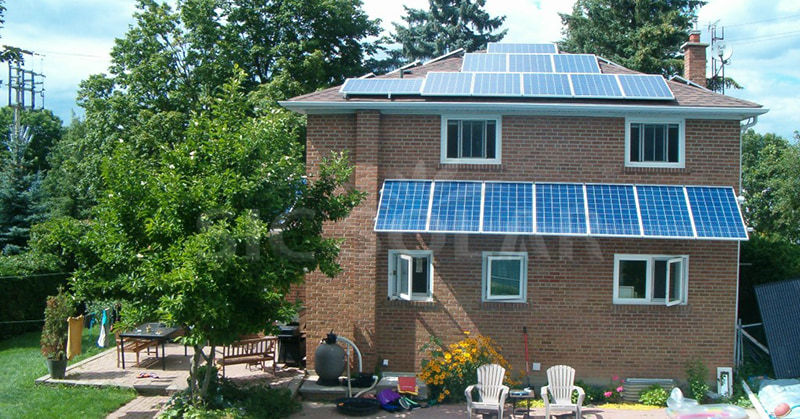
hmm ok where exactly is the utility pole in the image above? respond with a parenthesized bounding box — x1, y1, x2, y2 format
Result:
(6, 50, 44, 145)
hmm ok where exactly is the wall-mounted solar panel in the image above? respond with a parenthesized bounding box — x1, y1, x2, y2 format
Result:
(522, 73, 572, 97)
(618, 74, 674, 99)
(553, 54, 600, 73)
(462, 53, 508, 72)
(508, 54, 553, 72)
(536, 183, 587, 235)
(636, 185, 694, 238)
(374, 180, 432, 232)
(428, 181, 482, 232)
(686, 187, 748, 239)
(570, 74, 623, 98)
(473, 73, 522, 96)
(487, 43, 557, 54)
(586, 184, 641, 236)
(421, 72, 474, 95)
(340, 78, 424, 95)
(483, 182, 534, 233)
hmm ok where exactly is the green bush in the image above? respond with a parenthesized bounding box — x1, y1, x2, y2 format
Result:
(639, 385, 669, 406)
(685, 359, 709, 403)
(573, 380, 604, 405)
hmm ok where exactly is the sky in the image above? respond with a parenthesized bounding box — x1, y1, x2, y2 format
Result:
(2, 0, 799, 139)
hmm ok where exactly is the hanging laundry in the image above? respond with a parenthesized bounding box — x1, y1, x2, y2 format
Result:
(67, 315, 84, 360)
(97, 309, 108, 347)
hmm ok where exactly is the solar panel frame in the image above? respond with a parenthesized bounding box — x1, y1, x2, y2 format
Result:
(686, 186, 748, 240)
(521, 73, 573, 97)
(553, 54, 601, 73)
(339, 78, 424, 95)
(461, 53, 508, 72)
(508, 54, 554, 73)
(585, 184, 642, 236)
(421, 72, 474, 95)
(636, 185, 695, 238)
(570, 74, 624, 98)
(428, 181, 483, 233)
(374, 180, 432, 232)
(535, 183, 588, 235)
(618, 74, 674, 100)
(487, 43, 558, 54)
(472, 73, 522, 96)
(482, 182, 535, 234)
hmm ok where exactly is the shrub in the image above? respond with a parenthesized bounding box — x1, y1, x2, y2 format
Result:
(601, 375, 625, 403)
(40, 288, 75, 360)
(573, 380, 604, 405)
(639, 384, 669, 406)
(685, 359, 709, 402)
(418, 332, 519, 403)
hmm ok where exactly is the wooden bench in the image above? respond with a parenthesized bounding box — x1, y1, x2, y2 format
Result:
(116, 336, 159, 368)
(215, 335, 277, 377)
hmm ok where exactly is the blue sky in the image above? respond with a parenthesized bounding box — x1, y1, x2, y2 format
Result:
(3, 0, 798, 139)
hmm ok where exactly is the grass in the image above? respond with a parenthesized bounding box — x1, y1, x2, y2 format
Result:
(0, 326, 137, 419)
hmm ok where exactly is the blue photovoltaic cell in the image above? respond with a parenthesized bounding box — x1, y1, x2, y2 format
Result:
(586, 184, 641, 236)
(508, 54, 553, 72)
(422, 72, 474, 95)
(462, 53, 508, 72)
(636, 185, 694, 237)
(473, 73, 522, 96)
(553, 54, 600, 73)
(570, 74, 623, 97)
(429, 181, 482, 232)
(522, 73, 572, 96)
(618, 74, 673, 99)
(340, 78, 423, 94)
(686, 187, 748, 239)
(483, 183, 534, 233)
(487, 43, 557, 54)
(536, 183, 587, 234)
(374, 181, 432, 231)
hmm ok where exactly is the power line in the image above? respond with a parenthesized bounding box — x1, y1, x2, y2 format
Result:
(727, 29, 800, 45)
(724, 13, 800, 28)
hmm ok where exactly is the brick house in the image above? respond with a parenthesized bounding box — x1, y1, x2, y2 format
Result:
(279, 35, 766, 385)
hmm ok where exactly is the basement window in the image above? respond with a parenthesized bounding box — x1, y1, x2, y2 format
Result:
(613, 254, 688, 305)
(388, 250, 433, 301)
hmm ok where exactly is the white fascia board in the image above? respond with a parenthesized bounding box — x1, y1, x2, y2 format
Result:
(277, 100, 769, 120)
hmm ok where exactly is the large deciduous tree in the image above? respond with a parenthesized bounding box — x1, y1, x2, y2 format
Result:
(393, 0, 507, 61)
(559, 0, 705, 76)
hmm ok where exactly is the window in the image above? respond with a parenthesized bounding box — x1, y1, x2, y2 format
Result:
(482, 252, 527, 303)
(613, 254, 688, 305)
(388, 250, 433, 301)
(625, 119, 684, 168)
(441, 116, 501, 164)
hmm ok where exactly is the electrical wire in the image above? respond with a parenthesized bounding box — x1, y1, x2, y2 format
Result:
(724, 13, 800, 28)
(0, 272, 71, 280)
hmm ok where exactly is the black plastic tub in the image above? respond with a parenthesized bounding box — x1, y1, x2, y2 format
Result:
(335, 397, 381, 416)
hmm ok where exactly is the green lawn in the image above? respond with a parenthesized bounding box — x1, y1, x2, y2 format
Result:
(0, 327, 137, 419)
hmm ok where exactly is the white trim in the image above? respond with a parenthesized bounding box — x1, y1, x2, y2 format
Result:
(388, 250, 434, 302)
(440, 115, 502, 165)
(482, 251, 528, 303)
(613, 254, 689, 305)
(625, 118, 686, 168)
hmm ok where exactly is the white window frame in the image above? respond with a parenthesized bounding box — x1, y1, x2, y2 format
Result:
(624, 118, 685, 168)
(482, 252, 527, 303)
(440, 115, 502, 165)
(388, 250, 433, 301)
(613, 254, 688, 305)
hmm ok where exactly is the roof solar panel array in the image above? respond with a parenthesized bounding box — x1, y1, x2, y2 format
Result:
(375, 180, 746, 241)
(487, 42, 558, 54)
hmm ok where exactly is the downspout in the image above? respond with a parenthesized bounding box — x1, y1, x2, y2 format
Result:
(735, 115, 758, 369)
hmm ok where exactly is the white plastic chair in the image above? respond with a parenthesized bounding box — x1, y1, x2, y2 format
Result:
(541, 365, 585, 419)
(465, 363, 510, 418)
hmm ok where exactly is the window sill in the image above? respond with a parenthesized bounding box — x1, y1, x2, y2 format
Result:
(622, 166, 689, 174)
(438, 163, 505, 171)
(611, 303, 690, 313)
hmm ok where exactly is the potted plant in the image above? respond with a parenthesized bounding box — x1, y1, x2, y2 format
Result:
(40, 288, 75, 379)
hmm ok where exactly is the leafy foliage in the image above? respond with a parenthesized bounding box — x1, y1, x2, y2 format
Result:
(638, 384, 669, 406)
(392, 0, 507, 61)
(40, 288, 75, 360)
(684, 358, 709, 403)
(559, 0, 706, 76)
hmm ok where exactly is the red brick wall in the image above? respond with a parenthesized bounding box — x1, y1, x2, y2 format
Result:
(302, 113, 741, 384)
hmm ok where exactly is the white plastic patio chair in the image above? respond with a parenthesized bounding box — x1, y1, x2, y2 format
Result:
(541, 365, 585, 419)
(465, 363, 510, 418)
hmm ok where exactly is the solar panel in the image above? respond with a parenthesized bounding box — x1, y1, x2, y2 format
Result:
(374, 180, 432, 231)
(421, 72, 474, 95)
(618, 74, 674, 99)
(522, 73, 572, 96)
(483, 182, 534, 233)
(462, 53, 508, 72)
(428, 181, 482, 232)
(586, 184, 641, 236)
(487, 43, 557, 54)
(570, 74, 623, 97)
(508, 54, 553, 72)
(473, 73, 522, 96)
(553, 54, 601, 73)
(536, 183, 587, 234)
(686, 186, 748, 239)
(340, 78, 423, 95)
(636, 185, 694, 237)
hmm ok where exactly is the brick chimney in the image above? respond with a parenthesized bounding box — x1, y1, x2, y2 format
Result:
(681, 30, 709, 87)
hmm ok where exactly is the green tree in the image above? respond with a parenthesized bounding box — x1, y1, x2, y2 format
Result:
(0, 108, 63, 172)
(53, 73, 363, 405)
(559, 0, 706, 76)
(393, 0, 507, 61)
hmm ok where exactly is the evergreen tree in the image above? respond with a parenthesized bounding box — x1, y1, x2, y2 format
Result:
(0, 124, 44, 254)
(393, 0, 507, 61)
(559, 0, 705, 76)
